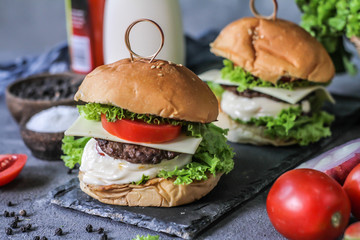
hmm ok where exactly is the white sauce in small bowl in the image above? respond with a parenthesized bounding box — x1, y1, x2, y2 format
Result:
(26, 106, 78, 133)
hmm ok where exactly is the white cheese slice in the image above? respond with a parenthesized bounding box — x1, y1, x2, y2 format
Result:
(199, 69, 238, 86)
(65, 117, 202, 154)
(199, 69, 335, 104)
(252, 86, 335, 105)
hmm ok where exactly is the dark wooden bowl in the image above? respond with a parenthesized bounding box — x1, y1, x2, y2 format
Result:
(20, 124, 64, 161)
(5, 73, 83, 124)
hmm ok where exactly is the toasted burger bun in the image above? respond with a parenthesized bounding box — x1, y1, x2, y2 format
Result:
(215, 112, 296, 146)
(79, 171, 222, 207)
(210, 17, 335, 84)
(74, 59, 218, 123)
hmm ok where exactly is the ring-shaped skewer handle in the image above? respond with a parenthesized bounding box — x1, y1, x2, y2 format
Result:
(125, 18, 165, 63)
(250, 0, 278, 21)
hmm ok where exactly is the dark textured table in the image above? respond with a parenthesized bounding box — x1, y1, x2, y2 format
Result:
(1, 92, 360, 240)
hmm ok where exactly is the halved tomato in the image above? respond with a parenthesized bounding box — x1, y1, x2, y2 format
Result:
(101, 114, 181, 143)
(0, 154, 27, 186)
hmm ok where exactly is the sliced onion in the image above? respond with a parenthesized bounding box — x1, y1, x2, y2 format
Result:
(297, 138, 360, 185)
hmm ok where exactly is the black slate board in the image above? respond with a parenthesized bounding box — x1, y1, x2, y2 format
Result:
(50, 94, 360, 239)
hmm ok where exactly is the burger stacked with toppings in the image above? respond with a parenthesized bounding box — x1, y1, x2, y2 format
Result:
(61, 58, 234, 207)
(204, 17, 335, 146)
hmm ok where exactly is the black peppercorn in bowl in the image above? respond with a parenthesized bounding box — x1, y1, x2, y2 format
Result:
(5, 73, 83, 124)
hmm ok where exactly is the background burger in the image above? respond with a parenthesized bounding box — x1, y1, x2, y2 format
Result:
(201, 17, 335, 146)
(61, 58, 234, 207)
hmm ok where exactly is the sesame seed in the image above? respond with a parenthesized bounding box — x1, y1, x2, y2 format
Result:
(168, 61, 173, 64)
(158, 73, 163, 77)
(260, 35, 264, 39)
(156, 65, 161, 69)
(150, 65, 156, 69)
(176, 64, 183, 67)
(247, 29, 252, 35)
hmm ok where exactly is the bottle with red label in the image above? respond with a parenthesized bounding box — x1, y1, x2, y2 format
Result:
(65, 0, 105, 74)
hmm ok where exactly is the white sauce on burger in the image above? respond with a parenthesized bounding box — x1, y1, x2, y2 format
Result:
(80, 138, 192, 185)
(221, 90, 310, 122)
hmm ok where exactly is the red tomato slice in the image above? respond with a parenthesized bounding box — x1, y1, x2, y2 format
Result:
(343, 162, 360, 220)
(0, 154, 27, 187)
(101, 114, 181, 143)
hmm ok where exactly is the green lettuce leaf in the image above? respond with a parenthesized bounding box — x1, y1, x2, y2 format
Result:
(158, 123, 234, 184)
(296, 0, 359, 74)
(78, 103, 183, 125)
(207, 81, 225, 98)
(236, 107, 334, 146)
(132, 174, 150, 185)
(221, 60, 318, 92)
(61, 136, 91, 169)
(132, 235, 159, 240)
(62, 106, 235, 185)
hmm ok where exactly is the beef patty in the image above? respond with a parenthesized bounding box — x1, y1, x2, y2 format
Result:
(96, 139, 181, 164)
(221, 85, 284, 102)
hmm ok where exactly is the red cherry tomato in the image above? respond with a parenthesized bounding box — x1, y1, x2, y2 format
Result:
(344, 221, 360, 240)
(343, 163, 360, 220)
(101, 114, 181, 143)
(267, 168, 351, 240)
(0, 154, 27, 186)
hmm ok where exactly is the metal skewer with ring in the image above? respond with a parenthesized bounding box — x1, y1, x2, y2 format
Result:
(124, 18, 165, 63)
(249, 0, 278, 21)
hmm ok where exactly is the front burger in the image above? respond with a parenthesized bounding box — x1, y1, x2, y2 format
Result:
(203, 17, 335, 146)
(61, 58, 234, 207)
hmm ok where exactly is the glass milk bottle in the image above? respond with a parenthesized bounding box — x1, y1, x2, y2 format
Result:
(103, 0, 185, 65)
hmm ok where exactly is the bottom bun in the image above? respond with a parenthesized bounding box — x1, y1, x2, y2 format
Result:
(79, 171, 222, 207)
(215, 112, 296, 146)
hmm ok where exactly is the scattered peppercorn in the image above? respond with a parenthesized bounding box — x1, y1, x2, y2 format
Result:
(7, 201, 13, 207)
(10, 211, 15, 217)
(5, 227, 12, 235)
(26, 223, 32, 230)
(67, 168, 73, 174)
(33, 236, 40, 240)
(55, 228, 63, 236)
(101, 233, 108, 240)
(98, 227, 104, 234)
(41, 237, 48, 240)
(19, 209, 27, 216)
(10, 221, 18, 228)
(4, 210, 10, 217)
(86, 224, 93, 233)
(20, 226, 27, 232)
(14, 216, 19, 222)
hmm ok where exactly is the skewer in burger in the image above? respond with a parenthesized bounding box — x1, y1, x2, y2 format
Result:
(202, 0, 335, 146)
(61, 19, 234, 207)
